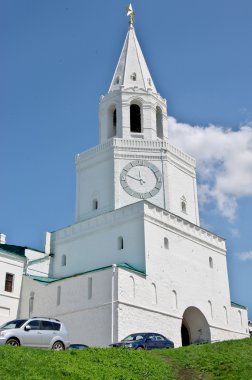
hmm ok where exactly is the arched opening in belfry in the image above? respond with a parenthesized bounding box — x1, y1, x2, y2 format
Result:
(107, 105, 117, 138)
(130, 104, 141, 133)
(181, 306, 211, 346)
(156, 106, 163, 139)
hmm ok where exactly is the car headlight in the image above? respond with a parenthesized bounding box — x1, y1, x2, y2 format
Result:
(125, 343, 134, 348)
(0, 331, 7, 337)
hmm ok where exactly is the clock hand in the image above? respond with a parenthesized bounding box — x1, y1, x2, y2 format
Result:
(126, 174, 141, 181)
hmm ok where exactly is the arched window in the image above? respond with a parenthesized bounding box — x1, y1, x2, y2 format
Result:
(164, 237, 169, 249)
(209, 257, 213, 268)
(61, 255, 66, 267)
(118, 236, 124, 250)
(208, 300, 213, 320)
(156, 106, 163, 139)
(93, 199, 98, 210)
(181, 196, 187, 213)
(238, 310, 242, 327)
(131, 72, 137, 81)
(29, 291, 35, 316)
(107, 105, 117, 138)
(172, 290, 177, 309)
(115, 76, 120, 84)
(224, 306, 228, 324)
(152, 283, 157, 304)
(57, 286, 61, 306)
(130, 104, 141, 133)
(88, 277, 92, 300)
(129, 276, 135, 298)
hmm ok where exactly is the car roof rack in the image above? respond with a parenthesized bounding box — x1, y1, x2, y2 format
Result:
(32, 317, 60, 322)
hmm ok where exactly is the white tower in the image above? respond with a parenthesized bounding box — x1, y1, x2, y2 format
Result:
(75, 15, 199, 226)
(19, 6, 248, 348)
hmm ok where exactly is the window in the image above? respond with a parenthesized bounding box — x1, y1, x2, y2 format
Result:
(61, 255, 66, 267)
(130, 104, 141, 133)
(41, 320, 54, 330)
(115, 76, 120, 84)
(156, 106, 163, 139)
(155, 335, 165, 341)
(5, 273, 14, 292)
(152, 283, 157, 304)
(88, 277, 92, 299)
(57, 286, 61, 306)
(29, 291, 35, 316)
(28, 320, 40, 330)
(164, 237, 169, 249)
(118, 236, 124, 250)
(181, 196, 187, 213)
(172, 290, 177, 309)
(209, 257, 213, 268)
(113, 109, 117, 127)
(129, 276, 135, 298)
(224, 306, 228, 324)
(93, 199, 98, 210)
(208, 300, 213, 320)
(131, 72, 137, 81)
(238, 310, 242, 327)
(52, 322, 61, 331)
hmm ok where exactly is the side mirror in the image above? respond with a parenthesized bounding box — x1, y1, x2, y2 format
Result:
(25, 325, 31, 331)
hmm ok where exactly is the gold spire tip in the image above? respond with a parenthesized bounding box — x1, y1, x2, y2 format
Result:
(126, 4, 135, 27)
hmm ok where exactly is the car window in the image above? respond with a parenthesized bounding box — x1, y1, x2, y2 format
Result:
(147, 335, 156, 341)
(41, 320, 54, 330)
(0, 319, 27, 329)
(122, 334, 145, 341)
(52, 322, 61, 331)
(155, 335, 166, 341)
(28, 320, 41, 330)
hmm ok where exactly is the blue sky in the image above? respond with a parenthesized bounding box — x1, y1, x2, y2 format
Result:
(1, 1, 252, 318)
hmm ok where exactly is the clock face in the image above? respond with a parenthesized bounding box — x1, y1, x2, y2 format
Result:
(120, 160, 162, 199)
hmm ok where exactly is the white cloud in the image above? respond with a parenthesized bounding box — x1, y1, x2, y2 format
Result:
(168, 117, 252, 221)
(237, 251, 252, 261)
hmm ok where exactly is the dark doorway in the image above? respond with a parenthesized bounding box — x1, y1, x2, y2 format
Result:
(130, 104, 141, 133)
(181, 323, 190, 346)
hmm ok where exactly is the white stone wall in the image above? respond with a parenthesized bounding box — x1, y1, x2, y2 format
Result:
(19, 268, 115, 347)
(50, 202, 145, 278)
(0, 251, 25, 325)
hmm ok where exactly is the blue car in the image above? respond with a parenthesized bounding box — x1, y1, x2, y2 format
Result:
(110, 332, 174, 350)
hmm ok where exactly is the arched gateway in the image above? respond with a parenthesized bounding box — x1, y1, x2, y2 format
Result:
(181, 307, 211, 346)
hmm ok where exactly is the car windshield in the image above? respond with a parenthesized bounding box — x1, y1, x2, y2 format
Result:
(0, 319, 28, 330)
(122, 334, 146, 342)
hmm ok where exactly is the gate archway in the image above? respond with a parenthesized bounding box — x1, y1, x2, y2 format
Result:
(181, 306, 211, 346)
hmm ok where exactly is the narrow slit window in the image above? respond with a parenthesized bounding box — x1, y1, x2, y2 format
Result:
(131, 72, 137, 81)
(5, 273, 14, 292)
(57, 286, 61, 306)
(93, 199, 98, 210)
(88, 277, 93, 299)
(118, 236, 124, 250)
(209, 257, 213, 268)
(61, 255, 66, 267)
(164, 237, 169, 249)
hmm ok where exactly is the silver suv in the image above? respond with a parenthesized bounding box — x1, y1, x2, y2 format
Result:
(0, 317, 70, 350)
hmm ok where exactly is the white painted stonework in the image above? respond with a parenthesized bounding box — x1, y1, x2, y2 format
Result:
(2, 14, 249, 346)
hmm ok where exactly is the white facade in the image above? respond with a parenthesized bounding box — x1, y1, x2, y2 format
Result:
(2, 11, 250, 346)
(0, 247, 25, 325)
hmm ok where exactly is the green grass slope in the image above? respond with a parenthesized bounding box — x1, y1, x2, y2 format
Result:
(0, 338, 251, 380)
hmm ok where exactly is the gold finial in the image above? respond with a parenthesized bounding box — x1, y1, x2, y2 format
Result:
(127, 4, 135, 27)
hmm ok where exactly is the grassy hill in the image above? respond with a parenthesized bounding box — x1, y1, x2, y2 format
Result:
(0, 338, 251, 379)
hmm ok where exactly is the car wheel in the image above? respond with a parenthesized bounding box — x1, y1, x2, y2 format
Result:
(136, 346, 144, 350)
(6, 338, 20, 347)
(52, 341, 65, 351)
